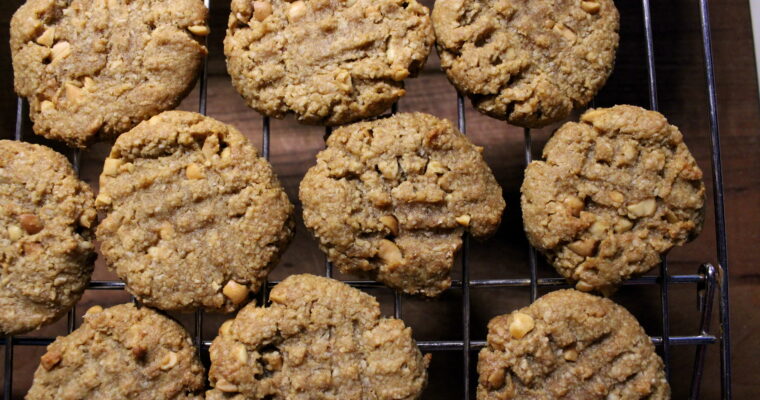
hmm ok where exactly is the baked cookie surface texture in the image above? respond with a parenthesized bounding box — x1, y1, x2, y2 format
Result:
(433, 0, 619, 128)
(477, 289, 670, 400)
(207, 274, 429, 400)
(11, 0, 209, 148)
(521, 105, 705, 295)
(0, 140, 96, 335)
(224, 0, 434, 125)
(27, 303, 206, 400)
(96, 111, 294, 312)
(300, 112, 505, 296)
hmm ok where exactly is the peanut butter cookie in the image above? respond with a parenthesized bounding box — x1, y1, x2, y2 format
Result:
(96, 111, 294, 312)
(433, 0, 619, 128)
(224, 0, 433, 125)
(207, 274, 430, 400)
(478, 289, 670, 399)
(521, 105, 705, 295)
(27, 303, 205, 400)
(300, 112, 505, 296)
(10, 0, 209, 148)
(0, 140, 96, 335)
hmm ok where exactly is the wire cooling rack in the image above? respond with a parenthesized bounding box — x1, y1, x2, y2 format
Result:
(2, 0, 732, 398)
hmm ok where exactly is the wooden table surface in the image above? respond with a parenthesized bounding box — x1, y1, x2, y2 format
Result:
(1, 0, 758, 398)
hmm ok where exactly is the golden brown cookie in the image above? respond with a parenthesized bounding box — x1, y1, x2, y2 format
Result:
(207, 274, 430, 399)
(433, 0, 619, 128)
(27, 303, 206, 400)
(224, 0, 433, 125)
(300, 113, 505, 296)
(521, 105, 705, 294)
(477, 289, 670, 399)
(96, 111, 294, 312)
(0, 140, 96, 335)
(10, 0, 209, 148)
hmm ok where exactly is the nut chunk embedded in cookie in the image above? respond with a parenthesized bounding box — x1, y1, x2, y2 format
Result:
(0, 140, 96, 335)
(477, 290, 670, 399)
(224, 0, 434, 126)
(300, 113, 505, 296)
(27, 303, 206, 400)
(433, 0, 619, 128)
(10, 0, 209, 148)
(207, 274, 430, 400)
(96, 111, 294, 312)
(521, 105, 705, 294)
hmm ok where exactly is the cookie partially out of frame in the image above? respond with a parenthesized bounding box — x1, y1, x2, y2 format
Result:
(300, 112, 505, 297)
(433, 0, 619, 128)
(521, 105, 705, 294)
(96, 111, 294, 312)
(224, 0, 434, 125)
(0, 140, 96, 335)
(10, 0, 209, 148)
(27, 303, 206, 400)
(477, 289, 670, 399)
(207, 274, 430, 400)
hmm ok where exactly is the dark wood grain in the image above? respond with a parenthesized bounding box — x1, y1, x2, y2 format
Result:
(1, 0, 758, 398)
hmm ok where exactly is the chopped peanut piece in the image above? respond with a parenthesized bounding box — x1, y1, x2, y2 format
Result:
(563, 349, 579, 361)
(287, 1, 307, 22)
(219, 320, 234, 336)
(64, 83, 82, 103)
(564, 196, 583, 216)
(95, 193, 112, 207)
(85, 305, 103, 315)
(19, 214, 43, 234)
(575, 281, 594, 292)
(36, 27, 55, 47)
(160, 351, 178, 370)
(608, 191, 625, 204)
(425, 160, 446, 175)
(7, 225, 23, 242)
(581, 1, 601, 14)
(234, 344, 248, 363)
(614, 218, 633, 233)
(509, 312, 535, 339)
(253, 1, 273, 21)
(51, 41, 71, 61)
(379, 215, 399, 236)
(40, 349, 62, 371)
(487, 368, 506, 389)
(455, 215, 471, 226)
(567, 238, 596, 257)
(186, 163, 205, 180)
(627, 199, 657, 218)
(553, 23, 576, 42)
(377, 239, 403, 269)
(223, 280, 249, 304)
(103, 158, 124, 176)
(188, 25, 209, 36)
(215, 378, 239, 393)
(40, 100, 55, 113)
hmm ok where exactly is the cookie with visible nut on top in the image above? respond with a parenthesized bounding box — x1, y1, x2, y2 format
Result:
(96, 111, 294, 312)
(207, 274, 430, 400)
(433, 0, 619, 128)
(10, 0, 209, 148)
(27, 303, 206, 400)
(224, 0, 434, 125)
(0, 140, 96, 335)
(521, 105, 705, 295)
(300, 112, 505, 296)
(478, 289, 670, 399)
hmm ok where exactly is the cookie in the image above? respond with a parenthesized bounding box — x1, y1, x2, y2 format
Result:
(477, 289, 670, 399)
(300, 112, 505, 296)
(0, 140, 96, 335)
(27, 303, 205, 399)
(433, 0, 619, 128)
(224, 0, 433, 126)
(10, 0, 209, 148)
(96, 111, 294, 312)
(521, 105, 705, 294)
(207, 274, 430, 399)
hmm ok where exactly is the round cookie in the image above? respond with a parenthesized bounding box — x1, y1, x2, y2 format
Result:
(27, 303, 205, 399)
(521, 105, 705, 295)
(207, 274, 430, 399)
(300, 112, 505, 296)
(477, 289, 670, 399)
(224, 0, 433, 126)
(0, 140, 96, 335)
(433, 0, 619, 128)
(10, 0, 209, 148)
(96, 111, 294, 312)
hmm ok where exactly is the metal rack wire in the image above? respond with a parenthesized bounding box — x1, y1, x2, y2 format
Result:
(1, 0, 732, 398)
